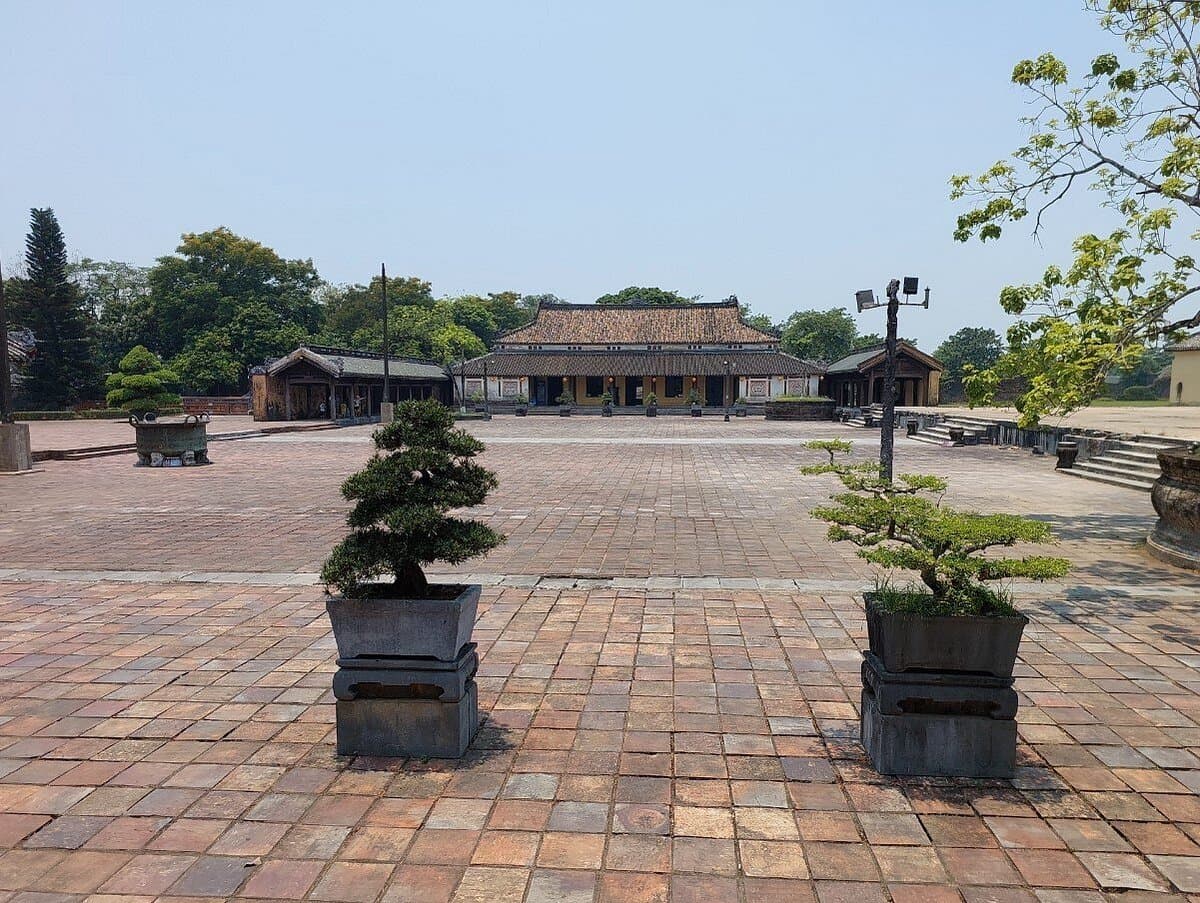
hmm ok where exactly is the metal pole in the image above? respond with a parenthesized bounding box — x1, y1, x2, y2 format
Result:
(459, 357, 467, 414)
(880, 282, 900, 483)
(482, 360, 489, 417)
(723, 360, 731, 422)
(0, 261, 12, 422)
(381, 263, 390, 407)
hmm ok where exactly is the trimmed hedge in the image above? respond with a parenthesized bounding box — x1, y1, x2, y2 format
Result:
(15, 407, 183, 421)
(1120, 385, 1158, 401)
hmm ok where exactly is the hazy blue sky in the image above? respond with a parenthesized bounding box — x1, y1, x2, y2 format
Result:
(3, 2, 1112, 348)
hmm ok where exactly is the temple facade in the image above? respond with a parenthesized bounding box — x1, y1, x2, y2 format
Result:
(452, 300, 822, 409)
(823, 341, 943, 407)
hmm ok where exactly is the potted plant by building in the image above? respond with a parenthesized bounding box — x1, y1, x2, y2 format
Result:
(469, 391, 486, 413)
(513, 393, 529, 416)
(601, 390, 614, 417)
(734, 396, 748, 417)
(803, 439, 1069, 777)
(687, 388, 702, 417)
(557, 387, 574, 416)
(1148, 441, 1200, 570)
(107, 346, 209, 466)
(645, 392, 658, 417)
(322, 399, 505, 757)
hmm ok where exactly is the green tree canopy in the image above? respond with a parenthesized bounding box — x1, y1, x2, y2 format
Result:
(147, 228, 321, 378)
(10, 208, 97, 408)
(780, 308, 858, 363)
(318, 275, 435, 344)
(104, 345, 180, 415)
(170, 331, 244, 395)
(595, 286, 696, 306)
(934, 327, 1004, 388)
(951, 1, 1200, 426)
(69, 260, 154, 374)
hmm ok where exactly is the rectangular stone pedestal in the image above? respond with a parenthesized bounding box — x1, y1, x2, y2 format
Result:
(380, 402, 395, 424)
(861, 687, 1016, 777)
(0, 422, 33, 473)
(337, 681, 478, 758)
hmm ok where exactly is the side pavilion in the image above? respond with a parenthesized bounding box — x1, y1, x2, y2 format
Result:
(823, 341, 944, 407)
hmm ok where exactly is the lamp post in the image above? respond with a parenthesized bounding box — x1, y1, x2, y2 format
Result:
(482, 360, 490, 419)
(381, 263, 389, 406)
(459, 355, 468, 414)
(855, 277, 929, 483)
(723, 359, 732, 422)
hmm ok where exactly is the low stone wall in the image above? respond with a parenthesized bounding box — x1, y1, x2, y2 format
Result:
(182, 395, 250, 416)
(764, 399, 836, 421)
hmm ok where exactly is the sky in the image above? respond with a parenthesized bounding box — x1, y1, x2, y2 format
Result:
(2, 1, 1114, 350)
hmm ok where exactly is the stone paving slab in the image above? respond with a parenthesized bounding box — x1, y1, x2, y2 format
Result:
(0, 580, 1195, 900)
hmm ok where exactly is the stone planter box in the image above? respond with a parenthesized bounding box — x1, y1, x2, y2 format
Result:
(861, 595, 1026, 777)
(764, 399, 835, 421)
(514, 405, 528, 417)
(690, 405, 702, 417)
(131, 415, 211, 466)
(559, 406, 572, 417)
(865, 597, 1027, 678)
(646, 406, 657, 417)
(1149, 450, 1200, 570)
(1055, 441, 1079, 470)
(734, 405, 748, 418)
(326, 584, 480, 661)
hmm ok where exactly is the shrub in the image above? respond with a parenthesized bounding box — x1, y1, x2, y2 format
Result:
(514, 393, 528, 404)
(686, 388, 702, 405)
(104, 346, 181, 416)
(321, 399, 505, 597)
(1121, 384, 1157, 401)
(645, 392, 658, 405)
(803, 440, 1069, 616)
(601, 390, 613, 405)
(557, 388, 575, 405)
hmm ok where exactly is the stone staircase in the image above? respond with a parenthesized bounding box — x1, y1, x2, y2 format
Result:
(909, 414, 998, 446)
(1062, 436, 1188, 491)
(844, 404, 894, 428)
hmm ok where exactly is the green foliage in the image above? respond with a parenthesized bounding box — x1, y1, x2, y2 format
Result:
(738, 303, 777, 333)
(601, 390, 614, 405)
(170, 332, 242, 395)
(779, 308, 857, 363)
(951, 1, 1200, 426)
(557, 388, 575, 405)
(347, 301, 487, 364)
(935, 327, 1004, 392)
(645, 392, 658, 405)
(1121, 384, 1158, 400)
(11, 208, 98, 408)
(104, 345, 181, 415)
(686, 388, 702, 405)
(69, 259, 154, 373)
(595, 286, 696, 306)
(320, 399, 505, 597)
(803, 441, 1070, 615)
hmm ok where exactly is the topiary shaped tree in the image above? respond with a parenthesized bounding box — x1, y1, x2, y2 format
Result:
(803, 440, 1069, 616)
(105, 345, 181, 417)
(321, 398, 505, 597)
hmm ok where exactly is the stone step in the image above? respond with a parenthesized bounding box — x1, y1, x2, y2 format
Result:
(1104, 447, 1163, 464)
(908, 433, 948, 446)
(1067, 460, 1157, 490)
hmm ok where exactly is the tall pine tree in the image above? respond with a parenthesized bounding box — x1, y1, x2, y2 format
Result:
(18, 209, 97, 408)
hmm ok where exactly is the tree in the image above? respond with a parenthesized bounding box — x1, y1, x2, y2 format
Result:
(10, 208, 97, 408)
(803, 440, 1069, 615)
(147, 228, 321, 373)
(104, 345, 180, 416)
(739, 303, 777, 333)
(779, 308, 858, 363)
(170, 331, 242, 395)
(319, 275, 435, 344)
(595, 286, 696, 306)
(951, 1, 1200, 426)
(69, 260, 155, 373)
(935, 327, 1004, 391)
(321, 399, 505, 597)
(449, 296, 499, 346)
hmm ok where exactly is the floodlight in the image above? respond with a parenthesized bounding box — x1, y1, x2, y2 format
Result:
(855, 289, 878, 312)
(903, 276, 918, 296)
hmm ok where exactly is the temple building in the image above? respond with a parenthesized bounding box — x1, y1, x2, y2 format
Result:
(452, 300, 822, 409)
(250, 346, 450, 420)
(823, 341, 943, 407)
(1168, 333, 1200, 404)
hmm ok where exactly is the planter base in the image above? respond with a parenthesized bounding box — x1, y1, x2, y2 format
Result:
(861, 687, 1016, 778)
(337, 681, 477, 758)
(1147, 528, 1200, 571)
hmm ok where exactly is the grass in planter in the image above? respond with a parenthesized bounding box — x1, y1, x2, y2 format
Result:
(803, 439, 1069, 617)
(869, 578, 1018, 618)
(321, 399, 505, 598)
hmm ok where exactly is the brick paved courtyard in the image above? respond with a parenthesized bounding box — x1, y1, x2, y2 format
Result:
(2, 416, 1200, 901)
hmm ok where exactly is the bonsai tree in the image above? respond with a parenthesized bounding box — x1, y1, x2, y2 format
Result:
(514, 393, 528, 404)
(557, 388, 575, 406)
(645, 392, 658, 406)
(601, 390, 613, 405)
(321, 399, 505, 597)
(686, 388, 702, 406)
(803, 440, 1069, 616)
(105, 345, 180, 417)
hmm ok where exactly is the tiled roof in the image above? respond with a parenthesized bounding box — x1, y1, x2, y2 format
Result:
(454, 349, 820, 378)
(267, 346, 449, 381)
(826, 341, 943, 374)
(497, 300, 778, 346)
(1168, 333, 1200, 352)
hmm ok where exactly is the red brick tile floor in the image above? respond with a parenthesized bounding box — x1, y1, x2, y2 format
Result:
(0, 416, 1198, 900)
